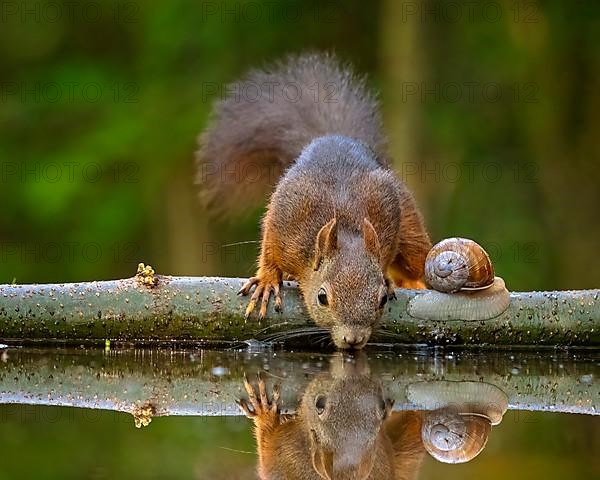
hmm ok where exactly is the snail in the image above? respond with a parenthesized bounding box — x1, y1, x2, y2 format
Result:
(408, 237, 510, 321)
(407, 380, 509, 464)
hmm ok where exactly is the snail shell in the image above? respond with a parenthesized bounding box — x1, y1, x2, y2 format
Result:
(425, 238, 494, 293)
(409, 237, 510, 321)
(421, 409, 490, 464)
(408, 381, 508, 464)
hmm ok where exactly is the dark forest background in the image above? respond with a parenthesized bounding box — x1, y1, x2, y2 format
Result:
(1, 0, 599, 290)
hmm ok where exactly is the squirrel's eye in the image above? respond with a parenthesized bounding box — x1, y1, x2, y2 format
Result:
(317, 288, 328, 307)
(315, 395, 327, 414)
(379, 294, 388, 309)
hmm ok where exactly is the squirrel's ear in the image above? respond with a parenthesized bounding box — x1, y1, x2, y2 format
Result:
(384, 398, 395, 420)
(362, 218, 381, 261)
(310, 430, 334, 480)
(313, 218, 338, 270)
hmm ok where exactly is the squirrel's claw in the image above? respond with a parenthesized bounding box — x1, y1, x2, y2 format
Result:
(243, 372, 258, 402)
(245, 284, 265, 319)
(238, 277, 259, 296)
(237, 398, 254, 417)
(259, 284, 283, 318)
(257, 372, 269, 406)
(271, 384, 281, 411)
(259, 286, 272, 319)
(273, 284, 282, 312)
(239, 277, 283, 319)
(239, 371, 281, 419)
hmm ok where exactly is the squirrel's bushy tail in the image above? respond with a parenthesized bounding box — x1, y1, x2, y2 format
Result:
(196, 52, 387, 214)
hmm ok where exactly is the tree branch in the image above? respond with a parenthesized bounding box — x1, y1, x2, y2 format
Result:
(0, 272, 598, 346)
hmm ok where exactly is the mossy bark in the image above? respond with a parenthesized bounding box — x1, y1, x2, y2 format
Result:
(0, 275, 598, 346)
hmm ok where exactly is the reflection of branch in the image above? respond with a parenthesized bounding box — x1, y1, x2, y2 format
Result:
(0, 274, 598, 346)
(0, 349, 596, 427)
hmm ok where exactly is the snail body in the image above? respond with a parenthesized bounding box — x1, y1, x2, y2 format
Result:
(407, 380, 509, 424)
(408, 276, 510, 321)
(408, 237, 510, 321)
(407, 380, 509, 464)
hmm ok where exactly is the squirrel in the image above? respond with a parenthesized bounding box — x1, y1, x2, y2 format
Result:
(197, 53, 431, 349)
(238, 354, 425, 480)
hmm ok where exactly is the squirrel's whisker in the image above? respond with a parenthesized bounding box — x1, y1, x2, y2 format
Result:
(221, 241, 260, 248)
(263, 329, 327, 342)
(262, 327, 329, 343)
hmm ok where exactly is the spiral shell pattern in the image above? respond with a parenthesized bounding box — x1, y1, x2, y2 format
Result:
(425, 238, 495, 293)
(422, 409, 491, 464)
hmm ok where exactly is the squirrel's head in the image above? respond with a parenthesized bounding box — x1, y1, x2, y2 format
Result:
(304, 217, 389, 350)
(300, 352, 394, 479)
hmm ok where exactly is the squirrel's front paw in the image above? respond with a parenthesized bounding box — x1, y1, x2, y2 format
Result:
(238, 276, 282, 319)
(238, 372, 281, 422)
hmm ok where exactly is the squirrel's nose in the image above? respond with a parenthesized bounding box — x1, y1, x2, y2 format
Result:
(343, 334, 365, 348)
(336, 326, 372, 349)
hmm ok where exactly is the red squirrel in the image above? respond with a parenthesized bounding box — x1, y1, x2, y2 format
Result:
(197, 53, 431, 349)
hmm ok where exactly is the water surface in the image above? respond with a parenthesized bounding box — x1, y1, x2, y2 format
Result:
(0, 346, 597, 479)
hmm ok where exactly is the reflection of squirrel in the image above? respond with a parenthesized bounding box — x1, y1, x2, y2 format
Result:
(198, 53, 431, 349)
(239, 355, 425, 480)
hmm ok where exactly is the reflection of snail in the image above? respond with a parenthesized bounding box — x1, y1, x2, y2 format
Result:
(422, 408, 491, 463)
(408, 238, 510, 321)
(407, 380, 509, 464)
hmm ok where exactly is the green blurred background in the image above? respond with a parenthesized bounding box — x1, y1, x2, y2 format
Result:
(0, 406, 597, 479)
(1, 0, 599, 289)
(0, 0, 599, 478)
